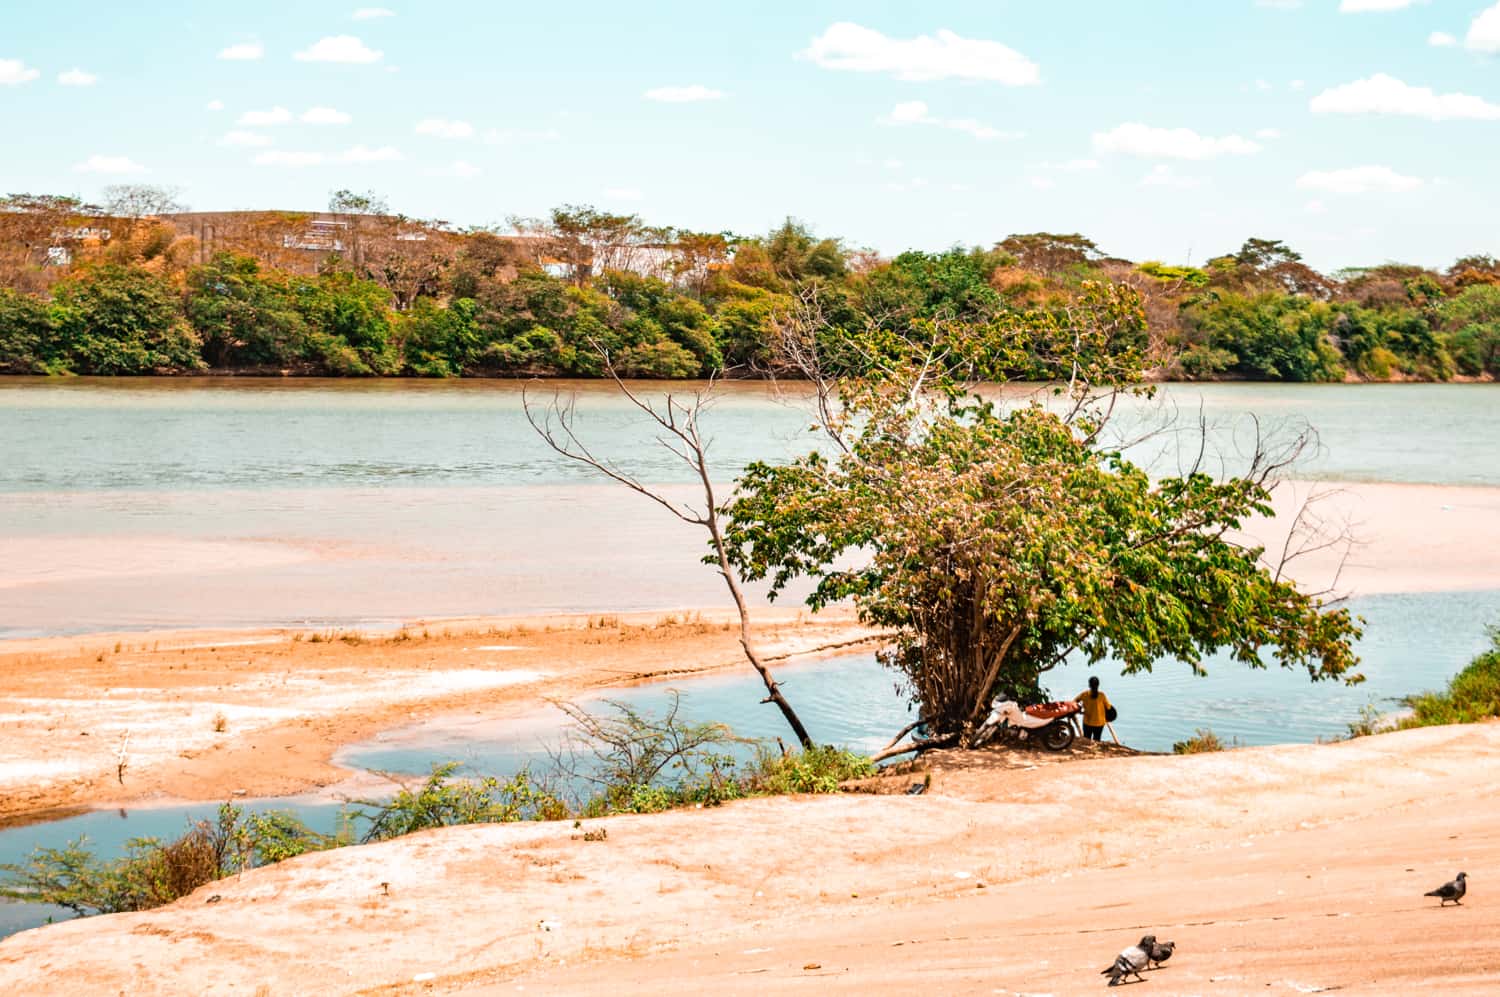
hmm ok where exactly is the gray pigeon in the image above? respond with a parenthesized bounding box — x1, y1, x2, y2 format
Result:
(1148, 939, 1175, 969)
(1101, 934, 1154, 987)
(1425, 871, 1467, 906)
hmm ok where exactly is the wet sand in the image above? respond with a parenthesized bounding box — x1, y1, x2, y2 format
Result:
(0, 609, 878, 821)
(4, 480, 1497, 639)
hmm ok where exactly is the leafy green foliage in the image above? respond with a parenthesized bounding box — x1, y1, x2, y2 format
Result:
(725, 298, 1362, 740)
(1172, 728, 1233, 753)
(50, 265, 202, 374)
(0, 804, 333, 917)
(351, 764, 568, 842)
(1401, 629, 1500, 728)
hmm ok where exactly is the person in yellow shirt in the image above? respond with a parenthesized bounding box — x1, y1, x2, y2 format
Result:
(1075, 676, 1112, 741)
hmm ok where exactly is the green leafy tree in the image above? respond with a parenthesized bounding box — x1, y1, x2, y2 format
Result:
(291, 269, 399, 375)
(1183, 292, 1345, 382)
(49, 265, 202, 374)
(0, 288, 57, 372)
(184, 253, 306, 368)
(724, 286, 1362, 751)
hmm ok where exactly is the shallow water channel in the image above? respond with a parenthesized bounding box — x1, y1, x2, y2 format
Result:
(2, 586, 1496, 939)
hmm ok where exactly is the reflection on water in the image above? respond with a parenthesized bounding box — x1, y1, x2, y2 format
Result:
(2, 587, 1495, 940)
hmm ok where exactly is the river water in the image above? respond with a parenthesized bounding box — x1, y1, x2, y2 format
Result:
(3, 378, 1498, 637)
(1, 377, 1498, 937)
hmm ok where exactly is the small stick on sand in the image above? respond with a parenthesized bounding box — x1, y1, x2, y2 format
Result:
(116, 728, 131, 784)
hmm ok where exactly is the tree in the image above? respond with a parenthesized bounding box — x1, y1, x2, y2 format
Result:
(722, 281, 1362, 756)
(102, 184, 185, 220)
(995, 233, 1102, 275)
(184, 253, 305, 368)
(526, 355, 816, 749)
(49, 265, 202, 374)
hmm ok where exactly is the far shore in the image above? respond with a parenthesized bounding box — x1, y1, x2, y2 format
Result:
(0, 608, 880, 822)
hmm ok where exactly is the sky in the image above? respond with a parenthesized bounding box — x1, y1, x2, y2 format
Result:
(2, 0, 1499, 272)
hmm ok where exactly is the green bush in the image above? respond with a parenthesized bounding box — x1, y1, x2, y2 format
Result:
(1172, 728, 1232, 753)
(49, 265, 203, 374)
(351, 763, 568, 842)
(1402, 630, 1500, 727)
(0, 804, 332, 917)
(748, 744, 875, 793)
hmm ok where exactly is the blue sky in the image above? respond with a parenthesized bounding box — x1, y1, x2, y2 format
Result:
(3, 0, 1499, 271)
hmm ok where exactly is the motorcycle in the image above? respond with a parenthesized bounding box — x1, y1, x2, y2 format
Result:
(973, 699, 1080, 751)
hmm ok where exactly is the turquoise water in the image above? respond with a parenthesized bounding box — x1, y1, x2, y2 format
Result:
(3, 586, 1493, 940)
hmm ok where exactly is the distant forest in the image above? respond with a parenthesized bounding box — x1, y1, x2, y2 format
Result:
(1, 185, 1497, 381)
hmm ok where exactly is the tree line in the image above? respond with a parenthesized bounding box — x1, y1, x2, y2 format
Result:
(1, 188, 1496, 380)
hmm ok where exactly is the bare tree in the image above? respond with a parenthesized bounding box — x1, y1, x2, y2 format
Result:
(103, 184, 185, 220)
(524, 347, 815, 749)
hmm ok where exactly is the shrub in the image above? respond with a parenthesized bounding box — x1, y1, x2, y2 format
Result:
(747, 745, 876, 794)
(351, 764, 567, 842)
(1401, 630, 1500, 728)
(0, 804, 330, 917)
(1172, 728, 1233, 754)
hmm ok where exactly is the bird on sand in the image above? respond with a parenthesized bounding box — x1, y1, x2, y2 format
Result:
(1148, 939, 1175, 969)
(1101, 935, 1154, 986)
(1425, 871, 1467, 906)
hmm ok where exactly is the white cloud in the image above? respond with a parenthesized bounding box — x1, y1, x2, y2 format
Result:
(482, 127, 561, 144)
(1296, 165, 1424, 194)
(799, 22, 1039, 85)
(1254, 78, 1272, 92)
(73, 154, 146, 175)
(253, 150, 324, 167)
(352, 7, 395, 18)
(430, 160, 481, 178)
(1428, 31, 1457, 47)
(644, 85, 725, 102)
(341, 145, 402, 162)
(1030, 177, 1056, 191)
(1141, 165, 1204, 189)
(58, 68, 97, 86)
(218, 42, 264, 61)
(1468, 3, 1500, 52)
(1256, 127, 1283, 139)
(1290, 79, 1306, 90)
(219, 130, 273, 147)
(301, 106, 352, 125)
(294, 35, 383, 63)
(1339, 0, 1426, 11)
(415, 118, 474, 139)
(1305, 199, 1328, 214)
(1310, 73, 1500, 121)
(238, 107, 293, 126)
(881, 100, 1021, 141)
(206, 99, 225, 111)
(604, 187, 644, 201)
(1092, 122, 1261, 160)
(0, 58, 41, 85)
(1060, 158, 1099, 172)
(1257, 0, 1302, 8)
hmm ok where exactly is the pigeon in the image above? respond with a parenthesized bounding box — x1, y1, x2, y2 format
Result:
(1148, 939, 1175, 969)
(905, 782, 927, 796)
(1101, 934, 1154, 987)
(1425, 871, 1467, 906)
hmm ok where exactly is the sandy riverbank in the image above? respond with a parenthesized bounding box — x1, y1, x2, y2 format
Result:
(2, 721, 1497, 994)
(0, 608, 879, 821)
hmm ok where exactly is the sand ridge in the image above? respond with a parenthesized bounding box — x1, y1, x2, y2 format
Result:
(1, 722, 1496, 994)
(0, 608, 879, 821)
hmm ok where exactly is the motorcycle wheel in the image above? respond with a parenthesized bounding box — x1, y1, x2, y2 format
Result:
(1041, 721, 1075, 751)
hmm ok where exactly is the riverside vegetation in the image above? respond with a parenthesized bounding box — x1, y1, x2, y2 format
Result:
(0, 698, 872, 920)
(1, 190, 1498, 380)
